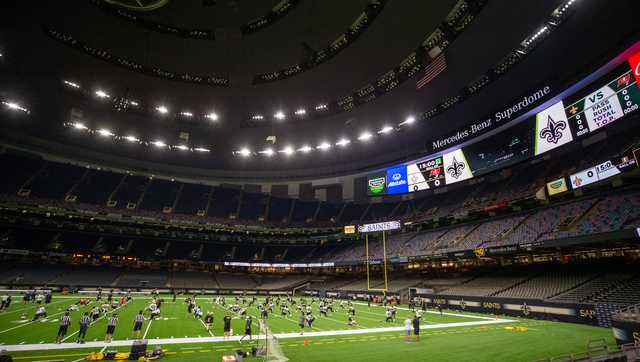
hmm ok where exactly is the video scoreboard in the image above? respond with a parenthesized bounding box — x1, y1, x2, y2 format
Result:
(367, 46, 640, 197)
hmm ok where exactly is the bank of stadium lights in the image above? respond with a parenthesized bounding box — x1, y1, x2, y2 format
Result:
(94, 90, 110, 99)
(358, 131, 373, 142)
(315, 104, 328, 111)
(205, 112, 219, 121)
(71, 122, 88, 130)
(123, 135, 139, 142)
(294, 108, 306, 116)
(336, 138, 351, 147)
(259, 148, 275, 156)
(63, 80, 80, 89)
(399, 116, 415, 126)
(128, 100, 139, 107)
(297, 145, 313, 153)
(174, 144, 189, 151)
(317, 142, 332, 151)
(193, 147, 210, 153)
(251, 114, 264, 120)
(155, 105, 169, 114)
(96, 128, 114, 137)
(274, 111, 286, 120)
(2, 101, 29, 113)
(236, 148, 251, 157)
(180, 111, 193, 117)
(151, 140, 166, 148)
(378, 125, 394, 134)
(279, 146, 294, 156)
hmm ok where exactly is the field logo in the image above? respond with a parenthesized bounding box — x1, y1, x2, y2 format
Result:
(459, 299, 467, 310)
(539, 117, 567, 144)
(446, 156, 466, 179)
(520, 303, 531, 316)
(534, 101, 573, 155)
(368, 176, 386, 194)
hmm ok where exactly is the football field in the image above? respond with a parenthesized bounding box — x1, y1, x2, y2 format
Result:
(0, 294, 616, 361)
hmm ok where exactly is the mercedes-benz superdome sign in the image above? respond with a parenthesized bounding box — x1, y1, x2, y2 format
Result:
(357, 221, 401, 233)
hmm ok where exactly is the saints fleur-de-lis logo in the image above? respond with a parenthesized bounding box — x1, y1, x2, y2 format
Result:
(520, 303, 531, 316)
(446, 156, 465, 179)
(539, 116, 567, 144)
(460, 299, 466, 310)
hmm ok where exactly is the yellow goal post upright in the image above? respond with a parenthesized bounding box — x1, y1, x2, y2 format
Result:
(356, 220, 402, 295)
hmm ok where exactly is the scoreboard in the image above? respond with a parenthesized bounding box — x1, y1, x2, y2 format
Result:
(566, 70, 640, 137)
(366, 47, 640, 197)
(407, 156, 445, 192)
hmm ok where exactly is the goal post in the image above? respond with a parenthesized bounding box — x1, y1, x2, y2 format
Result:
(358, 221, 401, 293)
(365, 231, 389, 293)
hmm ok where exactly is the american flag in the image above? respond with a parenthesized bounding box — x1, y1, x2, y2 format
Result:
(416, 52, 447, 90)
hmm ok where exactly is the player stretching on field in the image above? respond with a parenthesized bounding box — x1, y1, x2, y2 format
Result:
(56, 312, 71, 344)
(77, 312, 91, 344)
(105, 314, 118, 342)
(133, 311, 145, 339)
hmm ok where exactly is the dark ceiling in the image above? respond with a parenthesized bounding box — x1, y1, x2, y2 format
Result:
(0, 0, 638, 180)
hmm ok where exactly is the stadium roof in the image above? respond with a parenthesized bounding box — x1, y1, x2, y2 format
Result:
(0, 0, 637, 180)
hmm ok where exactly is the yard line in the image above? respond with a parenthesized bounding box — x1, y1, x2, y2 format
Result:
(142, 319, 153, 339)
(198, 318, 214, 336)
(0, 318, 518, 352)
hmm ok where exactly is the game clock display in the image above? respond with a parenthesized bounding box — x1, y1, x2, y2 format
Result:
(407, 156, 445, 192)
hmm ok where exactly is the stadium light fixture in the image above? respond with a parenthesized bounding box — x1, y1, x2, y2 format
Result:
(180, 111, 193, 117)
(358, 131, 373, 141)
(399, 116, 415, 126)
(123, 135, 139, 142)
(294, 108, 306, 115)
(378, 125, 394, 134)
(155, 105, 169, 114)
(151, 140, 166, 148)
(205, 112, 219, 121)
(63, 80, 80, 89)
(95, 90, 110, 99)
(128, 100, 139, 106)
(336, 138, 351, 147)
(298, 145, 313, 153)
(96, 128, 114, 137)
(237, 148, 252, 157)
(174, 144, 189, 151)
(2, 101, 29, 113)
(274, 111, 286, 120)
(252, 114, 264, 120)
(259, 148, 275, 157)
(194, 147, 210, 152)
(317, 141, 332, 151)
(279, 146, 295, 155)
(72, 122, 88, 130)
(315, 103, 328, 111)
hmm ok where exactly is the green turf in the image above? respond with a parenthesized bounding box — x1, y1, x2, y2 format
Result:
(0, 295, 618, 361)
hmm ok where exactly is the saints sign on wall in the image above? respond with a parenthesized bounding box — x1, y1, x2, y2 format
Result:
(443, 148, 473, 184)
(534, 101, 574, 156)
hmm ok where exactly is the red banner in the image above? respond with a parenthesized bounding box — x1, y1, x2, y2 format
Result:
(628, 51, 640, 87)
